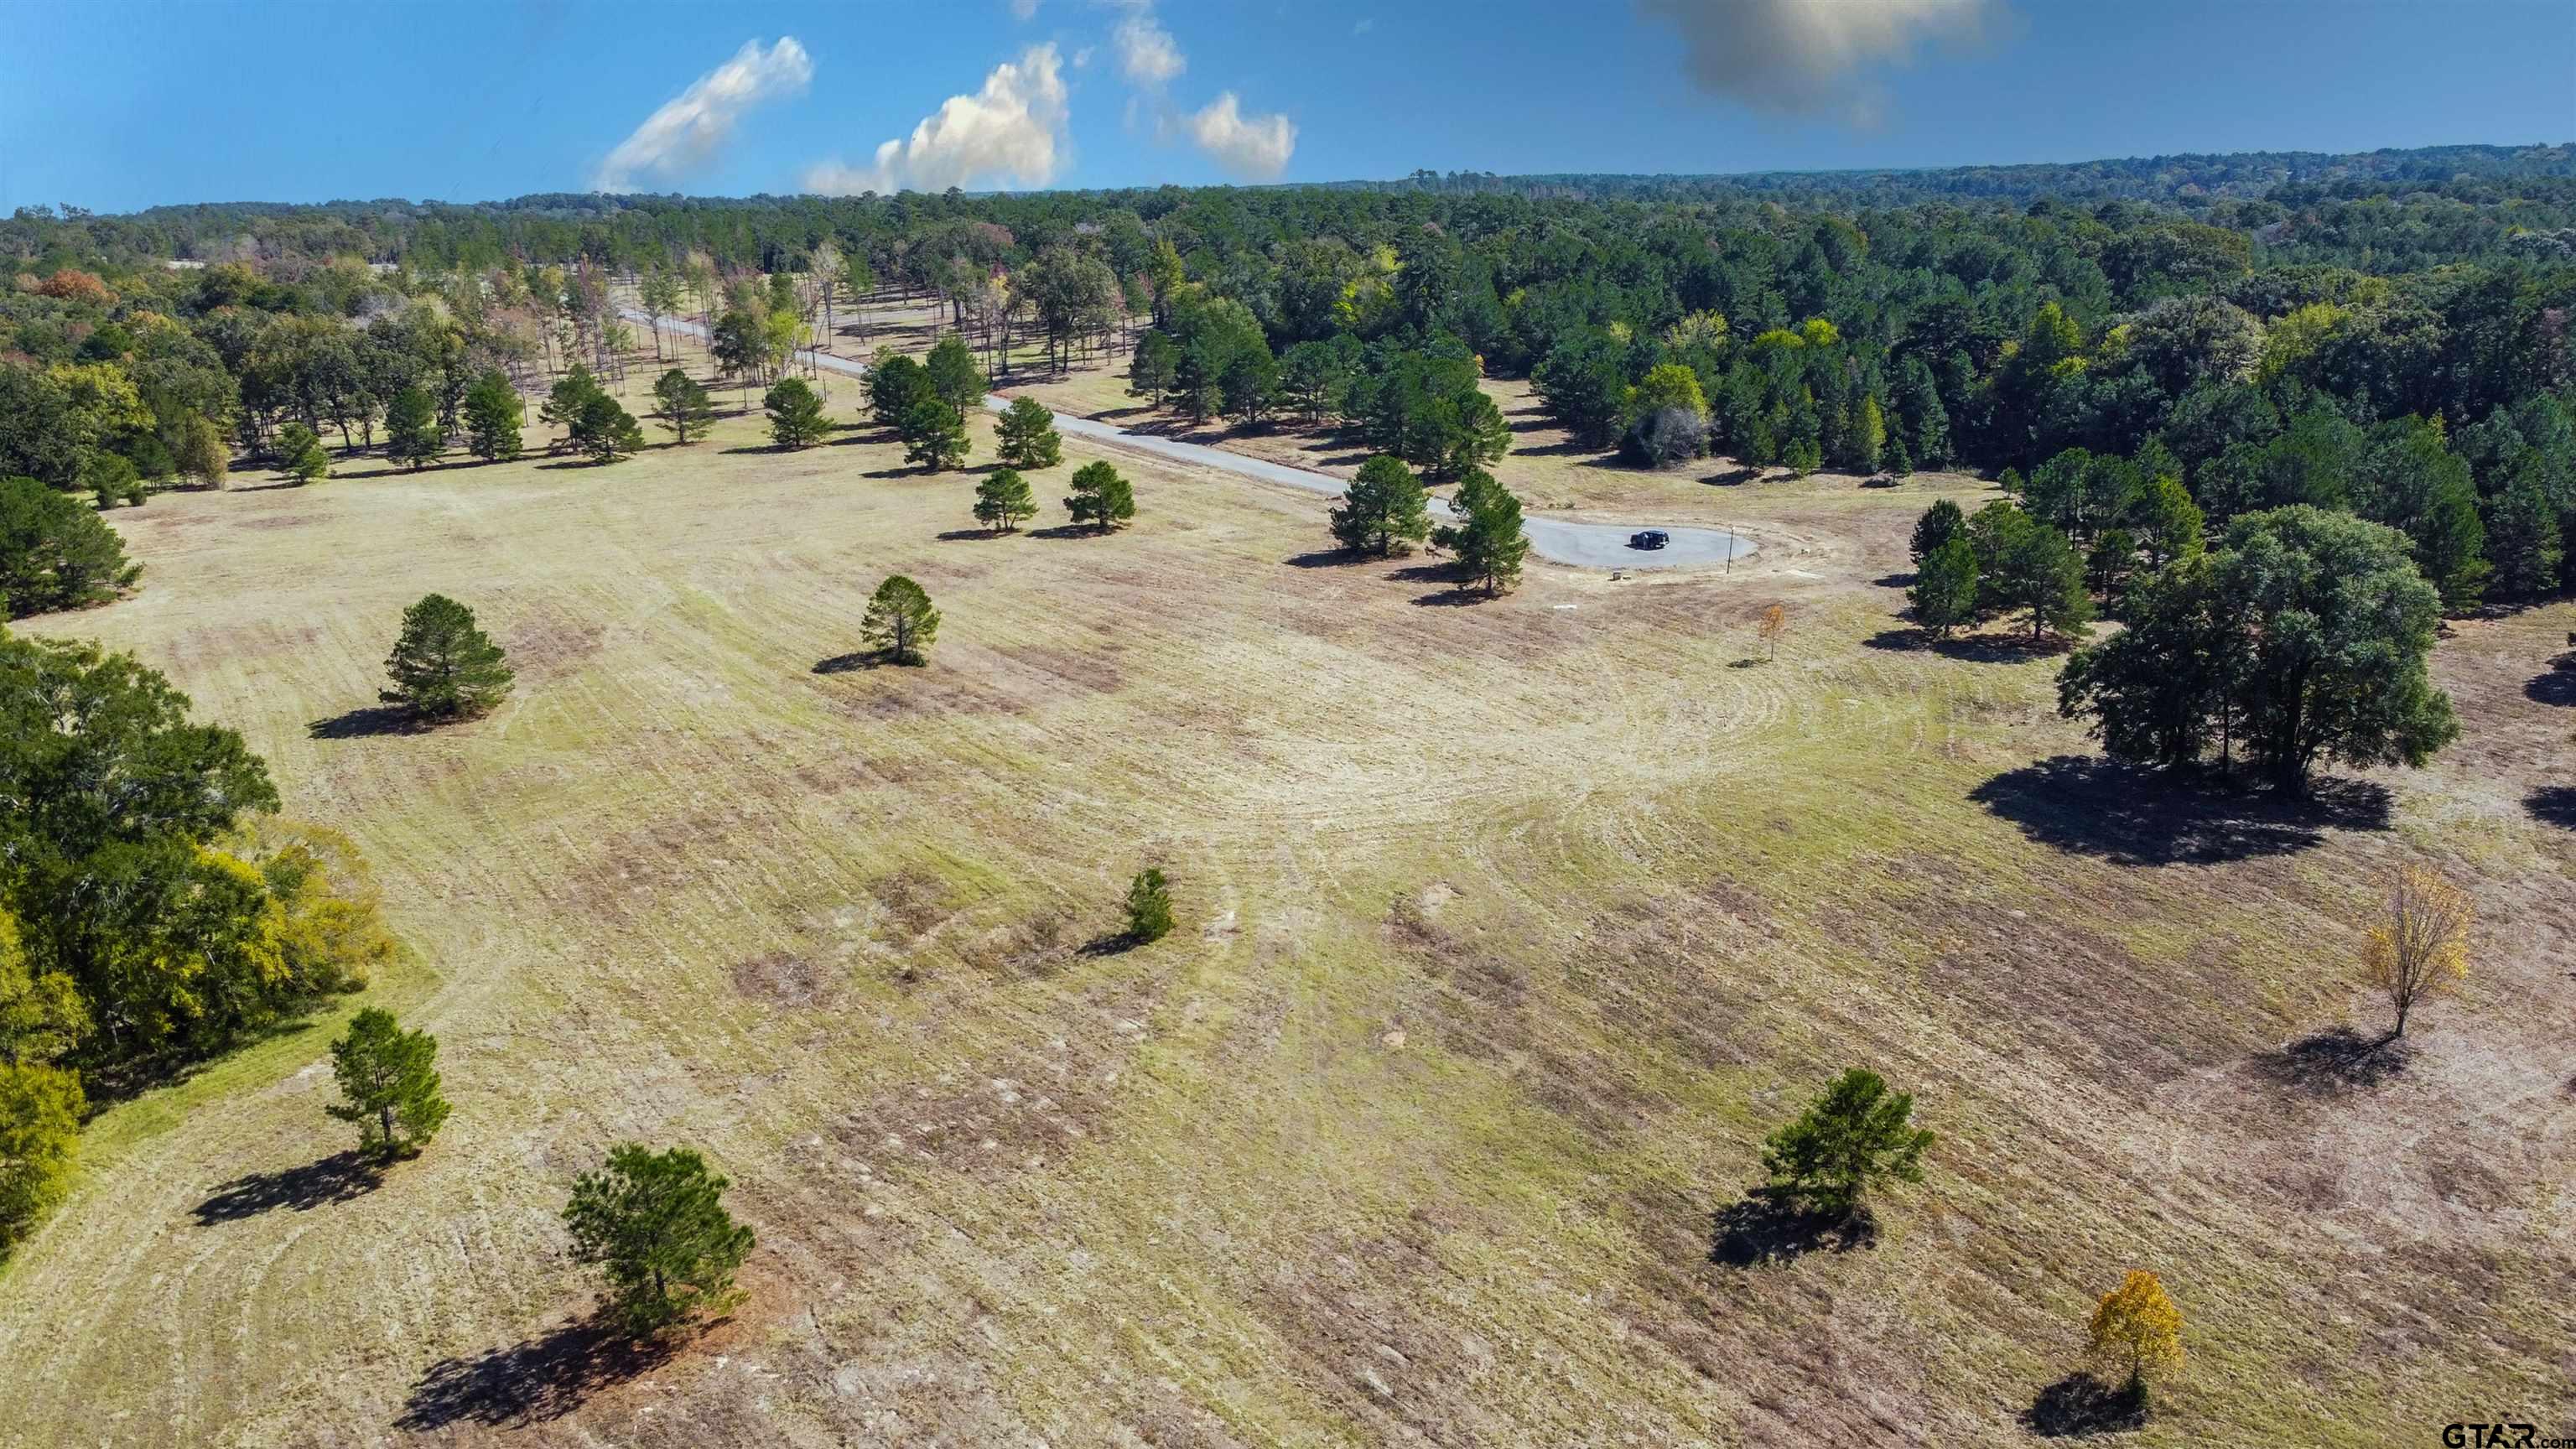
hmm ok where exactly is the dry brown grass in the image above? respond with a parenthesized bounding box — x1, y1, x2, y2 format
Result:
(0, 326, 2567, 1446)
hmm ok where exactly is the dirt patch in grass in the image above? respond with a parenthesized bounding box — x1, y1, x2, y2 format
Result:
(730, 951, 837, 1008)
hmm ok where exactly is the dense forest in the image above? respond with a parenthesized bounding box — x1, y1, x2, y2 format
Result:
(4, 142, 2573, 620)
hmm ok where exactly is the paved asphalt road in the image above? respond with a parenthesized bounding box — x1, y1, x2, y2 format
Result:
(627, 313, 1757, 572)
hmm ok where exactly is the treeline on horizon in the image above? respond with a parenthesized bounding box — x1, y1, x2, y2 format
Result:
(5, 138, 2574, 617)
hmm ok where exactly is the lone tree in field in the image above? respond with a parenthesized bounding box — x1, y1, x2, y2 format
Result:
(900, 400, 970, 473)
(381, 594, 514, 720)
(1760, 1067, 1933, 1223)
(2365, 863, 2474, 1038)
(462, 371, 524, 462)
(1064, 460, 1135, 532)
(861, 574, 940, 665)
(327, 1008, 449, 1161)
(651, 369, 714, 444)
(276, 423, 329, 484)
(564, 1144, 755, 1337)
(1436, 468, 1528, 595)
(869, 351, 933, 429)
(1758, 603, 1789, 662)
(974, 469, 1036, 533)
(1329, 454, 1432, 556)
(569, 392, 646, 464)
(764, 377, 830, 449)
(383, 386, 444, 471)
(2084, 1270, 2184, 1408)
(1123, 868, 1174, 944)
(995, 396, 1063, 469)
(1911, 535, 1980, 636)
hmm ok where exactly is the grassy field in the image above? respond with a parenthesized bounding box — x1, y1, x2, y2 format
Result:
(2, 331, 2569, 1446)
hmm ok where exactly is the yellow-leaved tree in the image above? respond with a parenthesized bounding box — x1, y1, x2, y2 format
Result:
(2085, 1269, 2184, 1399)
(2363, 863, 2473, 1038)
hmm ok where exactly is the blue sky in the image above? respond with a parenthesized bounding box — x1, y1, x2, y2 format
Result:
(3, 0, 2570, 213)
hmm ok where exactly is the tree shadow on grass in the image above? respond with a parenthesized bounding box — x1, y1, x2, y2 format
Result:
(2022, 1373, 2148, 1437)
(1076, 932, 1144, 958)
(814, 651, 913, 674)
(2527, 662, 2576, 707)
(1969, 756, 2392, 867)
(194, 1150, 382, 1225)
(2527, 786, 2576, 830)
(1283, 548, 1374, 569)
(2253, 1026, 2412, 1094)
(1864, 627, 2075, 662)
(308, 704, 423, 740)
(1026, 523, 1109, 540)
(1708, 1187, 1877, 1268)
(394, 1312, 677, 1432)
(935, 527, 1012, 542)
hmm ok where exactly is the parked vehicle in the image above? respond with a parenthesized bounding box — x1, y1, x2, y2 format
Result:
(1629, 529, 1669, 550)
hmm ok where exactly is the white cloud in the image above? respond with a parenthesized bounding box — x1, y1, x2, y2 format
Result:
(1187, 92, 1296, 180)
(593, 37, 813, 192)
(1639, 0, 1990, 119)
(1353, 17, 1375, 34)
(1010, 0, 1042, 18)
(803, 44, 1072, 195)
(1114, 8, 1186, 87)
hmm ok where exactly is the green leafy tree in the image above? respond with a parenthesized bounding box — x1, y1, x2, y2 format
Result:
(974, 469, 1037, 533)
(1911, 535, 1981, 637)
(924, 335, 987, 417)
(382, 386, 443, 471)
(1064, 460, 1135, 532)
(2131, 474, 2205, 568)
(2059, 507, 2458, 790)
(861, 574, 940, 665)
(995, 396, 1063, 469)
(539, 366, 605, 448)
(1220, 348, 1280, 427)
(1129, 330, 1179, 402)
(380, 593, 515, 720)
(1971, 502, 2094, 639)
(0, 475, 140, 617)
(2483, 466, 2566, 599)
(172, 412, 231, 490)
(1122, 868, 1174, 944)
(461, 371, 524, 462)
(1329, 455, 1432, 556)
(899, 399, 969, 472)
(326, 1007, 449, 1161)
(1760, 1067, 1934, 1222)
(564, 1145, 755, 1336)
(650, 370, 715, 445)
(1435, 468, 1528, 595)
(84, 453, 143, 510)
(0, 1062, 82, 1255)
(569, 392, 645, 464)
(276, 423, 329, 484)
(763, 377, 830, 449)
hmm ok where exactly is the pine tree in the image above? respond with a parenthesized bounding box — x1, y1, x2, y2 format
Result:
(1911, 535, 1980, 636)
(1759, 1067, 1934, 1221)
(1853, 394, 1888, 474)
(1329, 455, 1432, 556)
(276, 423, 329, 484)
(995, 396, 1063, 469)
(383, 386, 443, 471)
(380, 593, 514, 719)
(974, 469, 1037, 532)
(569, 393, 644, 464)
(326, 1008, 450, 1161)
(649, 369, 714, 444)
(764, 377, 831, 449)
(1064, 460, 1135, 532)
(860, 574, 940, 665)
(900, 400, 969, 472)
(1122, 868, 1174, 943)
(1435, 468, 1529, 595)
(564, 1145, 755, 1336)
(925, 335, 987, 416)
(461, 371, 524, 462)
(1909, 499, 1966, 566)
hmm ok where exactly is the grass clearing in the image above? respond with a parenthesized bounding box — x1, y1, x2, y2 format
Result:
(1, 330, 2568, 1446)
